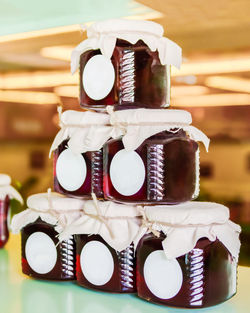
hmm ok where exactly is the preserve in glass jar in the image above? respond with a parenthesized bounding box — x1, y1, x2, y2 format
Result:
(0, 174, 23, 248)
(71, 19, 181, 111)
(135, 202, 241, 308)
(76, 234, 136, 293)
(50, 109, 113, 199)
(59, 198, 141, 292)
(11, 192, 84, 280)
(103, 108, 209, 204)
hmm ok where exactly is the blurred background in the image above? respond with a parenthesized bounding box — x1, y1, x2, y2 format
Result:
(0, 0, 249, 264)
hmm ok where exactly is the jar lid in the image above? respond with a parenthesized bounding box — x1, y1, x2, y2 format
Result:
(145, 201, 229, 226)
(0, 174, 23, 203)
(50, 108, 114, 156)
(27, 192, 85, 212)
(108, 107, 192, 126)
(0, 174, 11, 186)
(83, 199, 140, 218)
(59, 198, 141, 252)
(11, 191, 84, 234)
(60, 109, 110, 126)
(71, 18, 182, 73)
(87, 19, 164, 38)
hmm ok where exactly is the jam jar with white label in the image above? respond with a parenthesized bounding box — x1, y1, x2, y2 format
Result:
(11, 192, 84, 280)
(104, 109, 209, 204)
(21, 218, 76, 280)
(59, 199, 141, 292)
(76, 234, 136, 293)
(0, 174, 23, 248)
(71, 19, 181, 111)
(54, 140, 104, 199)
(135, 202, 241, 308)
(51, 109, 112, 199)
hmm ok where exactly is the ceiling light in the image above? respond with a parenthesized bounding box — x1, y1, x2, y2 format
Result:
(0, 71, 78, 89)
(40, 46, 73, 62)
(54, 85, 79, 98)
(172, 58, 250, 76)
(205, 76, 250, 93)
(171, 85, 210, 98)
(0, 90, 59, 105)
(172, 93, 250, 107)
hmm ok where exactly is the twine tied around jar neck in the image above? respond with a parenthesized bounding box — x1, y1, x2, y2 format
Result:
(138, 206, 160, 238)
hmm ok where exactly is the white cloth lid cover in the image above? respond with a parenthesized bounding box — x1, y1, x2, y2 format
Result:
(11, 192, 84, 234)
(0, 174, 23, 203)
(49, 109, 114, 156)
(134, 201, 241, 261)
(109, 107, 192, 125)
(107, 107, 210, 152)
(145, 201, 229, 225)
(71, 19, 182, 74)
(59, 199, 141, 252)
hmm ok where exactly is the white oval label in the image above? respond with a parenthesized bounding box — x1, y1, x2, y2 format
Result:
(25, 232, 57, 274)
(56, 148, 87, 192)
(80, 241, 114, 286)
(110, 149, 145, 196)
(144, 250, 183, 299)
(82, 54, 115, 100)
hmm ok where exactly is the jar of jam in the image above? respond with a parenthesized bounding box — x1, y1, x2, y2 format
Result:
(0, 174, 23, 248)
(71, 19, 182, 111)
(103, 108, 209, 204)
(11, 192, 85, 280)
(59, 198, 141, 293)
(135, 202, 241, 308)
(51, 109, 113, 199)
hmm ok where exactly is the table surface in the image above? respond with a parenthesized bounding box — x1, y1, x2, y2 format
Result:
(0, 234, 249, 313)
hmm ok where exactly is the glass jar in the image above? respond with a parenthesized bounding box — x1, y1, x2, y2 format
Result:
(71, 19, 181, 111)
(135, 202, 241, 308)
(53, 140, 104, 199)
(59, 198, 141, 293)
(103, 106, 210, 204)
(0, 174, 23, 248)
(75, 234, 136, 293)
(51, 109, 112, 199)
(11, 192, 84, 281)
(137, 233, 237, 308)
(0, 196, 10, 249)
(21, 218, 75, 280)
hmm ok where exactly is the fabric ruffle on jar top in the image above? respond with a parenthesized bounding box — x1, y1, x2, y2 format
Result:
(135, 201, 241, 308)
(0, 174, 23, 248)
(11, 191, 85, 280)
(50, 108, 116, 199)
(71, 19, 182, 110)
(59, 196, 142, 293)
(103, 107, 209, 204)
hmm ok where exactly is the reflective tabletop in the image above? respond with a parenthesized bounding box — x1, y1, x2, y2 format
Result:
(1, 234, 249, 313)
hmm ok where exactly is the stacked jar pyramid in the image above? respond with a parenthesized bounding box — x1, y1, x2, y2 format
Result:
(11, 19, 241, 308)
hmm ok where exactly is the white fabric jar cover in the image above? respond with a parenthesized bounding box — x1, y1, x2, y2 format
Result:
(0, 174, 23, 203)
(134, 201, 241, 261)
(71, 19, 182, 74)
(11, 191, 85, 234)
(49, 108, 116, 156)
(59, 196, 141, 252)
(107, 106, 210, 152)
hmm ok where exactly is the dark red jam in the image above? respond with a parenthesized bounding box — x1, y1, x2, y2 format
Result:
(79, 39, 169, 111)
(103, 129, 199, 204)
(0, 196, 10, 248)
(53, 139, 103, 199)
(75, 234, 136, 293)
(136, 233, 237, 308)
(21, 218, 76, 281)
